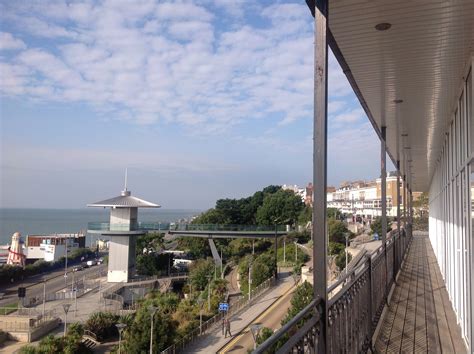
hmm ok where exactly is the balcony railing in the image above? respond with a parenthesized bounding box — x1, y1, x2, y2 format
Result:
(254, 226, 412, 353)
(87, 222, 287, 233)
(171, 224, 287, 232)
(87, 222, 171, 232)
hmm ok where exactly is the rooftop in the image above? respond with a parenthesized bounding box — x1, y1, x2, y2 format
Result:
(87, 190, 160, 208)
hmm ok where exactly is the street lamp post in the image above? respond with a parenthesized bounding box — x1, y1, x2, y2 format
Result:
(42, 280, 46, 317)
(197, 298, 204, 335)
(345, 233, 349, 274)
(148, 305, 158, 354)
(250, 323, 263, 350)
(283, 236, 286, 263)
(207, 275, 212, 311)
(62, 303, 71, 337)
(248, 258, 253, 302)
(294, 242, 298, 263)
(115, 323, 127, 354)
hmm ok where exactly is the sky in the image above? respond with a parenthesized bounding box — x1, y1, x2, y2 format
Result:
(0, 0, 391, 210)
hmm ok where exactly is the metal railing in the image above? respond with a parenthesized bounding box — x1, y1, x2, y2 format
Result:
(255, 227, 413, 353)
(161, 276, 277, 354)
(171, 224, 287, 232)
(87, 222, 171, 232)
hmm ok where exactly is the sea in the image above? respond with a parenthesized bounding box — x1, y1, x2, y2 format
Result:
(0, 208, 202, 247)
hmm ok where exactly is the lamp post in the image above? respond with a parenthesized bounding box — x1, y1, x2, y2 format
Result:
(283, 236, 286, 263)
(248, 257, 253, 302)
(250, 323, 263, 350)
(148, 305, 158, 354)
(115, 323, 127, 354)
(62, 303, 71, 337)
(294, 242, 298, 263)
(42, 280, 46, 317)
(345, 233, 349, 274)
(207, 275, 212, 311)
(197, 298, 204, 335)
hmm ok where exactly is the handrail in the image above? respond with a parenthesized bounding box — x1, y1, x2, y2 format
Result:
(254, 298, 321, 353)
(253, 223, 414, 353)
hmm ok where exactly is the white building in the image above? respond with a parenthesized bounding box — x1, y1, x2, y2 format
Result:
(26, 233, 86, 262)
(327, 174, 403, 219)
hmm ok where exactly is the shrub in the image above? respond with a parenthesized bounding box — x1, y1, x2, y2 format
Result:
(84, 312, 120, 341)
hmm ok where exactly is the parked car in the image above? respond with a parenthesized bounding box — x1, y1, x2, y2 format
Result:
(72, 265, 84, 272)
(86, 260, 97, 267)
(97, 258, 104, 265)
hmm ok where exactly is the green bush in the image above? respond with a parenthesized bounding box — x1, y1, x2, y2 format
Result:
(84, 312, 120, 341)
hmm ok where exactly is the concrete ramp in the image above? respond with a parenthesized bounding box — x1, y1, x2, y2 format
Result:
(208, 239, 222, 267)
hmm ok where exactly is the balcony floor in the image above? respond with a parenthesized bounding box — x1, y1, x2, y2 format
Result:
(375, 233, 467, 353)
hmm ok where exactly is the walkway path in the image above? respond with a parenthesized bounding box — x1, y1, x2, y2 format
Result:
(375, 233, 467, 353)
(185, 273, 295, 353)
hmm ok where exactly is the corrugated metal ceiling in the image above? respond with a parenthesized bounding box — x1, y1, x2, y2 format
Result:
(316, 0, 474, 191)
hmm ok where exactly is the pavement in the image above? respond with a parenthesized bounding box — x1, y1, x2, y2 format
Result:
(219, 280, 297, 353)
(185, 272, 296, 354)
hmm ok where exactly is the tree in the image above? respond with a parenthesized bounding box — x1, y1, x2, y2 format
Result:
(177, 238, 210, 259)
(136, 253, 174, 276)
(191, 208, 230, 224)
(327, 207, 342, 220)
(370, 217, 390, 237)
(256, 190, 304, 226)
(84, 312, 120, 341)
(188, 259, 214, 290)
(123, 298, 176, 353)
(298, 205, 312, 225)
(282, 281, 313, 325)
(328, 219, 350, 244)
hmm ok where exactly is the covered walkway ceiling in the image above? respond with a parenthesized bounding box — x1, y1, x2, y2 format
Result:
(308, 0, 473, 191)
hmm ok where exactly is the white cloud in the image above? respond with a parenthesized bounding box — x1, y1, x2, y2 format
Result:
(0, 32, 26, 50)
(0, 1, 354, 134)
(332, 108, 365, 124)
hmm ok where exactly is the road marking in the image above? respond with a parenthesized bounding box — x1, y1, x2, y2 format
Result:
(218, 281, 297, 353)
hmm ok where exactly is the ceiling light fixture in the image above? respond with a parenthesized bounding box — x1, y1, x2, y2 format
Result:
(375, 23, 392, 31)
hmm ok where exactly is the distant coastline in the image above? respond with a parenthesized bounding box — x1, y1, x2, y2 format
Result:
(0, 208, 202, 246)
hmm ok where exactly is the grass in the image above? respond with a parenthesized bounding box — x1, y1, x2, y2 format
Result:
(0, 302, 18, 315)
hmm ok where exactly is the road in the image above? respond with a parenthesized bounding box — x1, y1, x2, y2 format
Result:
(219, 280, 296, 353)
(0, 264, 107, 307)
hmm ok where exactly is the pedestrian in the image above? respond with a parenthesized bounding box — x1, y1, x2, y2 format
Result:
(225, 318, 232, 338)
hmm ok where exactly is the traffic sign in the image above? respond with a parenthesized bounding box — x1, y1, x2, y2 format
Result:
(219, 303, 229, 312)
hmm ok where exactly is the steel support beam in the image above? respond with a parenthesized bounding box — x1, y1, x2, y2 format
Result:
(396, 160, 401, 278)
(381, 126, 388, 295)
(381, 127, 387, 245)
(312, 0, 328, 351)
(403, 175, 407, 232)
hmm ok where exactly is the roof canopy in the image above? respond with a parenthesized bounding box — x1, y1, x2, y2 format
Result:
(88, 190, 160, 208)
(307, 0, 474, 191)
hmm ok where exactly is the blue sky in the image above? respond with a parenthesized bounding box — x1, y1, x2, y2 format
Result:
(0, 0, 388, 209)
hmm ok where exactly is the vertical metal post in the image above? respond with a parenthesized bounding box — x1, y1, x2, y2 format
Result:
(381, 127, 387, 245)
(274, 228, 278, 279)
(42, 281, 46, 317)
(381, 126, 388, 293)
(313, 0, 329, 351)
(396, 161, 401, 276)
(403, 176, 407, 232)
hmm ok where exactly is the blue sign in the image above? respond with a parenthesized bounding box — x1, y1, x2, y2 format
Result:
(219, 303, 229, 312)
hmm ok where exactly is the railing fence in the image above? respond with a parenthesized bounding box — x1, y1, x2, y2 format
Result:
(255, 227, 413, 353)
